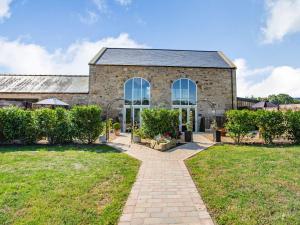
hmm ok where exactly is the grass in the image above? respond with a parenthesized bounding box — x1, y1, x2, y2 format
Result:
(0, 145, 140, 225)
(186, 144, 300, 225)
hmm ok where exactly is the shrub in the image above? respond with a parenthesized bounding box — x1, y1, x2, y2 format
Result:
(35, 108, 56, 143)
(284, 111, 300, 144)
(256, 110, 285, 144)
(52, 107, 73, 144)
(225, 110, 256, 144)
(0, 107, 38, 144)
(113, 122, 121, 130)
(141, 108, 179, 139)
(71, 105, 103, 144)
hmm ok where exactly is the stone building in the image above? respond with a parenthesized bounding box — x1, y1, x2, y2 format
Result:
(0, 48, 236, 132)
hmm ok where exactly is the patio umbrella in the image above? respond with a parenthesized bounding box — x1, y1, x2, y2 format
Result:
(34, 98, 69, 107)
(251, 101, 277, 109)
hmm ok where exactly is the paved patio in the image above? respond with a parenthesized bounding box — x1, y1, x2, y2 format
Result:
(109, 133, 215, 225)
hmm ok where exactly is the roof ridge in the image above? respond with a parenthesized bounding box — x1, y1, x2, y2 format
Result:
(104, 47, 220, 53)
(0, 74, 89, 77)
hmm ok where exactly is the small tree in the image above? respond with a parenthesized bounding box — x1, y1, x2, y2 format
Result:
(225, 110, 256, 144)
(71, 105, 103, 144)
(256, 110, 285, 144)
(284, 111, 300, 144)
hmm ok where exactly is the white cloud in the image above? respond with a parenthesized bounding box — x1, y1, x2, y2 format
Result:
(235, 58, 300, 97)
(92, 0, 107, 12)
(115, 0, 132, 6)
(262, 0, 300, 43)
(0, 33, 147, 75)
(0, 0, 13, 22)
(79, 10, 99, 25)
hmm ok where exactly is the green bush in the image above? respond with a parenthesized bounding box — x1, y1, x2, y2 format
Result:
(0, 107, 38, 144)
(71, 105, 103, 144)
(141, 108, 179, 138)
(225, 110, 256, 144)
(256, 110, 285, 144)
(284, 111, 300, 144)
(35, 108, 56, 143)
(113, 122, 121, 130)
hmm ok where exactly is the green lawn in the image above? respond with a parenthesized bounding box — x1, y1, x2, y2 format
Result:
(0, 145, 140, 225)
(186, 144, 300, 225)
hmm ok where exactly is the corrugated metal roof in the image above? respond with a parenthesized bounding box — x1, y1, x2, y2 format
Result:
(0, 75, 89, 93)
(91, 48, 236, 68)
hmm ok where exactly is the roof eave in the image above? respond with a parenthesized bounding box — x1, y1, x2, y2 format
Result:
(93, 63, 235, 69)
(217, 51, 236, 69)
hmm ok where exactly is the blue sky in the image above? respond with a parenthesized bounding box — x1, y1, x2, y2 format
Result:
(0, 0, 300, 97)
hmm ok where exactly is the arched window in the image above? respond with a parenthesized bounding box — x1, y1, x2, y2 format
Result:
(124, 77, 150, 105)
(172, 78, 197, 106)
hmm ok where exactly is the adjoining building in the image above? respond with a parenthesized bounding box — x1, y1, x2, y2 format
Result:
(0, 47, 237, 132)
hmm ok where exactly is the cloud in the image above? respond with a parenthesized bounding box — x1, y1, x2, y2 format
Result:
(0, 0, 13, 22)
(92, 0, 108, 12)
(0, 33, 147, 75)
(115, 0, 132, 6)
(79, 10, 99, 25)
(235, 58, 300, 97)
(262, 0, 300, 43)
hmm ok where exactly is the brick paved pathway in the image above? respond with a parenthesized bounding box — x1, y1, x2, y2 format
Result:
(109, 134, 215, 225)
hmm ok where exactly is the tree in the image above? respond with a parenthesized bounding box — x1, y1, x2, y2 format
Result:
(267, 94, 298, 105)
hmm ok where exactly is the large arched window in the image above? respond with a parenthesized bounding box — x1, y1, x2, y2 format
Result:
(124, 77, 150, 105)
(172, 78, 197, 106)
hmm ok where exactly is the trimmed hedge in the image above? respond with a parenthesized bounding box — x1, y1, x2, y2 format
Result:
(0, 105, 103, 145)
(71, 105, 103, 144)
(141, 108, 179, 138)
(225, 109, 300, 144)
(225, 110, 256, 144)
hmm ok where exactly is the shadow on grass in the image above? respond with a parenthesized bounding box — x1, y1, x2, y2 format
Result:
(0, 143, 119, 154)
(217, 142, 300, 149)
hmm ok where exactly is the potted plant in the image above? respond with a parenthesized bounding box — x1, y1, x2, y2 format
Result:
(113, 122, 121, 136)
(185, 122, 193, 142)
(184, 111, 193, 142)
(133, 128, 142, 143)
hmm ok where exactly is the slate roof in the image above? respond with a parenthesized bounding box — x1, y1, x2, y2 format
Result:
(251, 101, 278, 109)
(0, 75, 89, 93)
(90, 48, 236, 69)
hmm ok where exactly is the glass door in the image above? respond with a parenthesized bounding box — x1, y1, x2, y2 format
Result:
(175, 107, 197, 132)
(123, 107, 146, 132)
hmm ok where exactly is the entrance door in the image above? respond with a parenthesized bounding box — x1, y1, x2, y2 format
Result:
(175, 107, 197, 132)
(123, 107, 146, 132)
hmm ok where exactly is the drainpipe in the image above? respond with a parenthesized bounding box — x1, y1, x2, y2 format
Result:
(231, 69, 234, 109)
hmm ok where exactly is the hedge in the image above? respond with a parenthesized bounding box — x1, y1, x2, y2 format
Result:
(225, 109, 299, 144)
(71, 105, 103, 144)
(0, 105, 103, 145)
(141, 108, 179, 138)
(225, 110, 256, 144)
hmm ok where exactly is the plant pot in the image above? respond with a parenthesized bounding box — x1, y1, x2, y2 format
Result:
(133, 136, 141, 143)
(114, 129, 120, 136)
(184, 131, 193, 142)
(99, 135, 106, 143)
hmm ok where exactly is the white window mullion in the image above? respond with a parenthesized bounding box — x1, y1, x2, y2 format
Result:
(188, 79, 190, 106)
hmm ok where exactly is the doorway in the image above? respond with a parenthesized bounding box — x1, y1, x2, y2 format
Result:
(173, 107, 197, 132)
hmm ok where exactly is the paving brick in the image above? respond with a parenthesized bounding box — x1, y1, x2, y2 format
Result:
(112, 134, 215, 225)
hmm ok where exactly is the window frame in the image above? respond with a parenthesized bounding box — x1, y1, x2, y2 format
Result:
(171, 78, 197, 106)
(124, 77, 151, 106)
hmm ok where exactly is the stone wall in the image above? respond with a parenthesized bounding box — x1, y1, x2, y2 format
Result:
(0, 93, 89, 105)
(88, 64, 237, 128)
